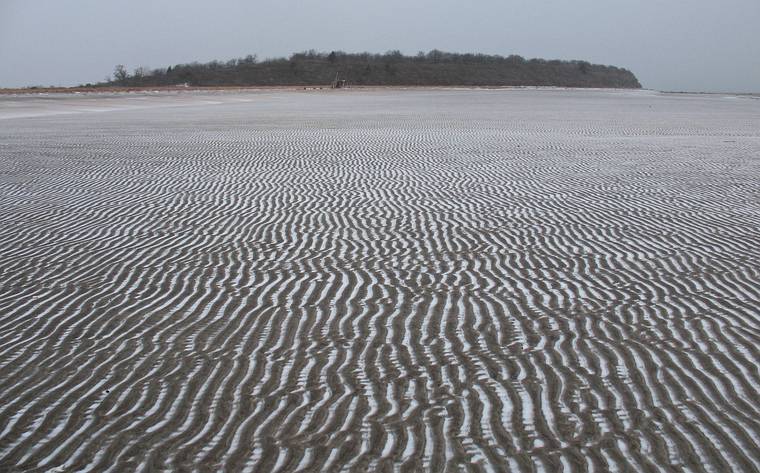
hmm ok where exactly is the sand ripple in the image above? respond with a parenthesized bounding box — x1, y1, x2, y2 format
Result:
(1, 89, 760, 472)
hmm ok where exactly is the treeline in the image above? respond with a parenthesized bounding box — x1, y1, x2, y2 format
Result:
(104, 50, 641, 89)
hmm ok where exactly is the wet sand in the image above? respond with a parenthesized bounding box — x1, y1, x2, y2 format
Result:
(1, 89, 759, 472)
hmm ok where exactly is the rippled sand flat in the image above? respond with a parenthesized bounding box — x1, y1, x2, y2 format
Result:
(1, 89, 759, 472)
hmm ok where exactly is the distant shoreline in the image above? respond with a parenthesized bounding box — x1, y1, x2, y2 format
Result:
(1, 85, 756, 97)
(0, 85, 301, 95)
(0, 85, 644, 96)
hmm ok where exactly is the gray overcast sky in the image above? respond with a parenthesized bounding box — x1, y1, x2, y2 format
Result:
(1, 0, 759, 92)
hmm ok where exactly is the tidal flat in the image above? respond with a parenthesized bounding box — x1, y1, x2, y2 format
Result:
(1, 88, 759, 472)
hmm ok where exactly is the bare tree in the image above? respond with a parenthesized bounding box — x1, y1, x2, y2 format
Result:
(427, 49, 443, 64)
(113, 65, 129, 83)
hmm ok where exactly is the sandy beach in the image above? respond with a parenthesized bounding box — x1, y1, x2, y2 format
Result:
(1, 88, 759, 472)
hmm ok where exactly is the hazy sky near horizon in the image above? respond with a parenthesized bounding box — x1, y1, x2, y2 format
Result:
(1, 0, 758, 92)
